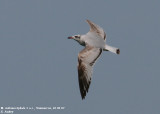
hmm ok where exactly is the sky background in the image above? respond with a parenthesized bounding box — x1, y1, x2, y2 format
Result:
(0, 0, 160, 114)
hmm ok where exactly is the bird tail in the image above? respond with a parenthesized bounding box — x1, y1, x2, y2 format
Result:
(103, 44, 120, 54)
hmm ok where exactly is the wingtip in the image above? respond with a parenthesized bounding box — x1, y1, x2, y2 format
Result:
(86, 19, 91, 23)
(86, 19, 89, 21)
(80, 91, 87, 100)
(81, 96, 85, 100)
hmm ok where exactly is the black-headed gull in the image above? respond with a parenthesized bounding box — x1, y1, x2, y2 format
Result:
(68, 20, 120, 100)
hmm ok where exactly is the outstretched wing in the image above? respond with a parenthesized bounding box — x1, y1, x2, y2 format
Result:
(78, 45, 102, 99)
(86, 20, 106, 40)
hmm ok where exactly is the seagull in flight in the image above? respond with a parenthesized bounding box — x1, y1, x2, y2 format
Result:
(68, 20, 120, 100)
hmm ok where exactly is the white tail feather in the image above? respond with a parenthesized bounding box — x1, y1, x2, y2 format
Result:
(103, 45, 120, 54)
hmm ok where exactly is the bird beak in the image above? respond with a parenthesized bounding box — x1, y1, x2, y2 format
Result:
(68, 36, 73, 39)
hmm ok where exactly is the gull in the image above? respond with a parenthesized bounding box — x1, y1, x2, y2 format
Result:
(68, 20, 120, 100)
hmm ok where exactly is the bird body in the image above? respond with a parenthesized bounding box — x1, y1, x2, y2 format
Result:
(68, 20, 120, 99)
(81, 32, 106, 48)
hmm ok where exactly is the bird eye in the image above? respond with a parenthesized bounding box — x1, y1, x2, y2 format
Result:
(75, 35, 79, 38)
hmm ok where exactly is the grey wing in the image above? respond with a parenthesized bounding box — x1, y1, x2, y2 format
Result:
(78, 46, 102, 99)
(86, 19, 106, 40)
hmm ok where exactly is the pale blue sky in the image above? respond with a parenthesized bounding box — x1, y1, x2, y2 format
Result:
(0, 0, 160, 114)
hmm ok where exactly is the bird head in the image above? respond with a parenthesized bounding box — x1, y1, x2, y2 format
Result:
(68, 35, 81, 40)
(68, 35, 85, 46)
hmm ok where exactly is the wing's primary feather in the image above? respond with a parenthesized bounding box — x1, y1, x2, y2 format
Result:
(78, 46, 102, 99)
(86, 20, 106, 40)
